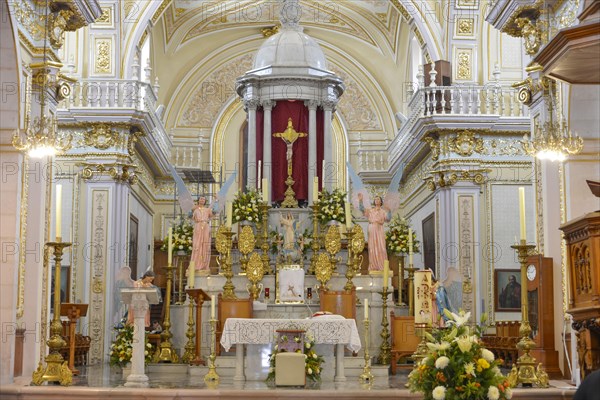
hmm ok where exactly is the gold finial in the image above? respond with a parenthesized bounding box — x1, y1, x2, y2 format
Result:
(261, 25, 280, 37)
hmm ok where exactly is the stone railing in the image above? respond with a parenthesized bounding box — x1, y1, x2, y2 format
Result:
(172, 144, 203, 169)
(357, 149, 388, 172)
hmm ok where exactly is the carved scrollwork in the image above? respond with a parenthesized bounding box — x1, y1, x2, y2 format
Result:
(423, 136, 440, 161)
(324, 224, 341, 255)
(351, 225, 365, 254)
(84, 124, 118, 150)
(238, 225, 256, 254)
(215, 225, 229, 254)
(315, 252, 333, 289)
(448, 130, 484, 157)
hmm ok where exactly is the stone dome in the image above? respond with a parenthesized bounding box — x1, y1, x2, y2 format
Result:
(253, 27, 328, 71)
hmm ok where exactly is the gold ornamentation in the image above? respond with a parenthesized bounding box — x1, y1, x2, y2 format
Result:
(238, 225, 256, 274)
(16, 156, 29, 318)
(516, 17, 542, 55)
(95, 39, 111, 74)
(351, 225, 365, 254)
(92, 277, 103, 293)
(324, 224, 341, 255)
(425, 168, 490, 190)
(48, 9, 74, 49)
(246, 253, 264, 300)
(95, 7, 111, 24)
(85, 124, 118, 150)
(274, 119, 307, 208)
(261, 25, 279, 37)
(456, 50, 472, 80)
(215, 225, 229, 254)
(457, 18, 474, 35)
(80, 162, 138, 184)
(447, 130, 484, 157)
(315, 252, 333, 290)
(423, 137, 440, 161)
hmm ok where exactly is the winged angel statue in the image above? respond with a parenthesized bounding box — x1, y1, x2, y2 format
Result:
(347, 162, 404, 271)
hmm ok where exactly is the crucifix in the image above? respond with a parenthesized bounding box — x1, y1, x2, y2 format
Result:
(273, 118, 307, 208)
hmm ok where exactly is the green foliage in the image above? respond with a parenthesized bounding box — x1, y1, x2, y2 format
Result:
(232, 189, 262, 223)
(385, 215, 420, 254)
(160, 217, 194, 254)
(316, 188, 347, 224)
(408, 311, 512, 400)
(266, 334, 325, 383)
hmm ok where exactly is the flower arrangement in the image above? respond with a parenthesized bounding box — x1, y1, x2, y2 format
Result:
(109, 324, 154, 367)
(386, 215, 420, 254)
(408, 310, 512, 400)
(232, 189, 262, 224)
(160, 217, 194, 254)
(266, 334, 325, 383)
(316, 188, 347, 224)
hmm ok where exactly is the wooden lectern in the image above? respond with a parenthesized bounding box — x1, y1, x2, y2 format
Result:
(186, 288, 210, 365)
(60, 303, 88, 375)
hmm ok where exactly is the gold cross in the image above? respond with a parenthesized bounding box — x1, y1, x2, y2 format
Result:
(273, 118, 307, 207)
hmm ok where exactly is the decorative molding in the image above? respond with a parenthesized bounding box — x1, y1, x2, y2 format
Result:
(456, 17, 475, 38)
(458, 195, 474, 314)
(88, 189, 108, 365)
(455, 48, 473, 81)
(422, 130, 529, 160)
(94, 37, 112, 75)
(456, 0, 479, 10)
(16, 156, 30, 319)
(81, 162, 138, 185)
(84, 124, 119, 150)
(425, 168, 490, 191)
(92, 6, 113, 28)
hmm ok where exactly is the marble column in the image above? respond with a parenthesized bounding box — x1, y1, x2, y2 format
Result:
(262, 100, 273, 198)
(322, 101, 335, 191)
(306, 100, 318, 203)
(246, 99, 259, 189)
(124, 291, 151, 387)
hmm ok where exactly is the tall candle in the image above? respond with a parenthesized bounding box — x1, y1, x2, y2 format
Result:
(322, 159, 326, 181)
(312, 177, 319, 203)
(262, 178, 269, 202)
(364, 298, 369, 319)
(257, 160, 262, 188)
(226, 201, 233, 228)
(55, 184, 62, 240)
(519, 187, 526, 241)
(211, 294, 216, 319)
(383, 260, 389, 288)
(167, 227, 173, 265)
(408, 228, 414, 265)
(345, 201, 352, 229)
(188, 261, 195, 288)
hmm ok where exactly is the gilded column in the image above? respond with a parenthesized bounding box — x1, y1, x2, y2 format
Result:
(306, 100, 318, 204)
(262, 100, 273, 190)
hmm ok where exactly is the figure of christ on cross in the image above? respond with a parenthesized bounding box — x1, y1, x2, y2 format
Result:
(273, 118, 307, 208)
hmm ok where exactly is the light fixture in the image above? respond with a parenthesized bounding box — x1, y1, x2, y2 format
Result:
(522, 85, 583, 161)
(11, 0, 72, 158)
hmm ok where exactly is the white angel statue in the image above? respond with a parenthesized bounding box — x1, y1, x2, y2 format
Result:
(347, 162, 404, 272)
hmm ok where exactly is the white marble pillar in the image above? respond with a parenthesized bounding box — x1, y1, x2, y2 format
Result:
(306, 100, 318, 204)
(124, 291, 151, 387)
(322, 101, 334, 190)
(262, 100, 273, 197)
(246, 99, 259, 189)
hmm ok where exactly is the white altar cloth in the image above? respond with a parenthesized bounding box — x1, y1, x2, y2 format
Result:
(220, 317, 362, 382)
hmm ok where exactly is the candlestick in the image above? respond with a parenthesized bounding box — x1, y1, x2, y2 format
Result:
(262, 178, 268, 202)
(519, 187, 526, 241)
(226, 202, 233, 228)
(345, 201, 353, 229)
(55, 184, 62, 240)
(167, 227, 173, 265)
(211, 294, 215, 319)
(408, 228, 414, 265)
(364, 298, 369, 319)
(312, 177, 319, 203)
(383, 260, 389, 289)
(188, 261, 195, 288)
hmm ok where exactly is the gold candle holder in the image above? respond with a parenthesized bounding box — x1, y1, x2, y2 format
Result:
(411, 323, 430, 365)
(259, 202, 272, 275)
(345, 225, 365, 292)
(359, 318, 374, 384)
(32, 241, 73, 386)
(309, 203, 321, 275)
(219, 229, 237, 299)
(175, 255, 186, 305)
(405, 265, 417, 316)
(507, 240, 549, 388)
(154, 263, 179, 363)
(377, 287, 392, 365)
(181, 298, 196, 364)
(204, 318, 220, 384)
(344, 228, 357, 292)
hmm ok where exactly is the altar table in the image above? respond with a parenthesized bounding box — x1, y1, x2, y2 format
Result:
(220, 317, 362, 382)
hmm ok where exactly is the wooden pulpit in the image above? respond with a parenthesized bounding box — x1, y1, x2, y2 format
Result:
(186, 288, 210, 365)
(59, 303, 88, 375)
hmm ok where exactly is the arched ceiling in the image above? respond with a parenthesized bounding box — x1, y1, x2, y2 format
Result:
(147, 0, 442, 141)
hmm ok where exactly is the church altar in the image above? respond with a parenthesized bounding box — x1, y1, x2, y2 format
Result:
(220, 317, 361, 382)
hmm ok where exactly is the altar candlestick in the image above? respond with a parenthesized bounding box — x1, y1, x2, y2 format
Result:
(383, 260, 389, 288)
(167, 227, 173, 265)
(519, 187, 526, 241)
(210, 295, 216, 319)
(364, 298, 369, 319)
(257, 161, 262, 188)
(345, 201, 352, 229)
(188, 261, 195, 288)
(262, 179, 269, 202)
(55, 184, 62, 240)
(313, 177, 319, 202)
(226, 202, 233, 228)
(322, 160, 326, 181)
(408, 228, 414, 265)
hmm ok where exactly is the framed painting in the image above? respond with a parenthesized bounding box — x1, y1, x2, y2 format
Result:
(276, 265, 305, 304)
(494, 269, 521, 311)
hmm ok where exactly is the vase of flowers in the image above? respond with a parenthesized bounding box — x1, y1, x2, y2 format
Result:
(386, 215, 419, 254)
(316, 188, 347, 225)
(109, 324, 154, 370)
(232, 189, 262, 224)
(266, 334, 325, 384)
(160, 217, 194, 255)
(408, 310, 512, 400)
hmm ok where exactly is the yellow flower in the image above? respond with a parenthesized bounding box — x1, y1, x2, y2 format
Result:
(477, 358, 490, 370)
(464, 362, 476, 377)
(455, 335, 473, 353)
